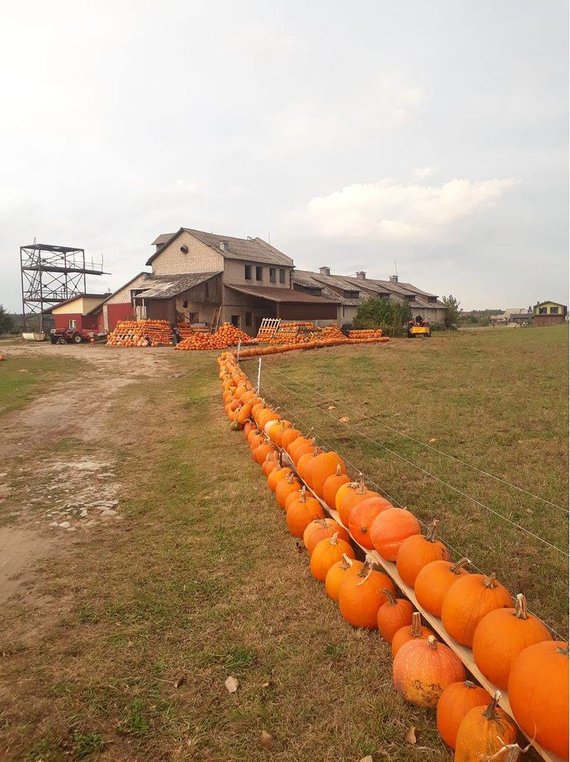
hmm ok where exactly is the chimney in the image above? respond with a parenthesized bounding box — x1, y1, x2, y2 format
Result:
(389, 274, 399, 283)
(319, 266, 331, 276)
(356, 271, 366, 280)
(219, 240, 229, 252)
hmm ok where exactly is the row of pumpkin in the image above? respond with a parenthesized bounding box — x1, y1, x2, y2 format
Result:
(217, 350, 568, 761)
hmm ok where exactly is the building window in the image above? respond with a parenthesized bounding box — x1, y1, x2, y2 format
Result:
(539, 307, 548, 315)
(551, 306, 559, 314)
(68, 319, 76, 329)
(182, 299, 189, 308)
(245, 311, 253, 327)
(342, 306, 346, 318)
(279, 269, 285, 284)
(256, 266, 263, 281)
(205, 282, 209, 298)
(244, 265, 252, 280)
(231, 315, 241, 327)
(269, 268, 276, 283)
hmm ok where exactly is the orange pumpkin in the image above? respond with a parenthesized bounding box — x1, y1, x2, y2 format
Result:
(252, 442, 276, 465)
(370, 507, 421, 561)
(275, 472, 302, 510)
(261, 452, 280, 476)
(441, 573, 512, 648)
(376, 589, 414, 643)
(436, 681, 489, 750)
(336, 480, 380, 526)
(307, 451, 346, 497)
(287, 436, 314, 465)
(296, 448, 322, 485)
(284, 488, 303, 512)
(286, 487, 325, 537)
(303, 518, 350, 555)
(324, 555, 362, 601)
(322, 466, 350, 511)
(454, 692, 518, 762)
(472, 594, 552, 689)
(348, 496, 393, 549)
(281, 427, 301, 449)
(267, 466, 292, 492)
(392, 612, 435, 657)
(396, 521, 451, 588)
(508, 641, 569, 759)
(415, 558, 470, 617)
(310, 533, 355, 582)
(338, 556, 396, 629)
(393, 635, 466, 708)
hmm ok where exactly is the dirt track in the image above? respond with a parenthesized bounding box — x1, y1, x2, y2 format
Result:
(0, 343, 177, 603)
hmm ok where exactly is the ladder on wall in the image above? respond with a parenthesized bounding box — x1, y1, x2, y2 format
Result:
(256, 317, 281, 340)
(212, 305, 223, 332)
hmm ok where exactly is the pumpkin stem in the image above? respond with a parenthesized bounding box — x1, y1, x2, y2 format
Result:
(340, 554, 354, 570)
(483, 573, 498, 589)
(329, 532, 339, 546)
(356, 473, 366, 495)
(464, 680, 477, 689)
(381, 588, 397, 606)
(451, 558, 470, 574)
(410, 612, 422, 638)
(300, 486, 307, 503)
(514, 593, 529, 620)
(483, 691, 502, 721)
(335, 464, 342, 476)
(426, 635, 438, 650)
(558, 644, 569, 656)
(357, 556, 374, 579)
(425, 520, 438, 542)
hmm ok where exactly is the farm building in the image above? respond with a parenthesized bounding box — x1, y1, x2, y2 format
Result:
(532, 301, 568, 326)
(47, 294, 107, 332)
(293, 267, 446, 325)
(490, 307, 533, 326)
(75, 228, 446, 335)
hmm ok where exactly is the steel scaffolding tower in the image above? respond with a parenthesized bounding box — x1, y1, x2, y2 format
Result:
(20, 243, 105, 332)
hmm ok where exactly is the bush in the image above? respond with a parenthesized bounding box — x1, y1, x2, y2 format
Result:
(353, 298, 412, 336)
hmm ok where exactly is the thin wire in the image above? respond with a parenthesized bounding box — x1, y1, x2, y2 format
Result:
(260, 370, 568, 557)
(260, 386, 566, 641)
(265, 382, 567, 642)
(266, 364, 568, 514)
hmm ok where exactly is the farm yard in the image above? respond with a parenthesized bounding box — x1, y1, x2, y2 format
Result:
(0, 325, 567, 761)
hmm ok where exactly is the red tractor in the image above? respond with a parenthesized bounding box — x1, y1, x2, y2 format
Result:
(50, 327, 101, 344)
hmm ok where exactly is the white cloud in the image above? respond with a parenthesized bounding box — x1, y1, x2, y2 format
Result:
(413, 166, 438, 181)
(298, 177, 517, 243)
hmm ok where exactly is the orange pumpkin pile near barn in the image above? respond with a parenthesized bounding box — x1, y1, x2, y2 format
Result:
(217, 349, 569, 762)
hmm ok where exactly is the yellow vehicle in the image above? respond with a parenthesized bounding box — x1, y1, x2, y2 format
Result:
(407, 317, 431, 338)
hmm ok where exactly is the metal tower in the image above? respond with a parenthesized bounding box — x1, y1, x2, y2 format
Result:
(20, 243, 106, 332)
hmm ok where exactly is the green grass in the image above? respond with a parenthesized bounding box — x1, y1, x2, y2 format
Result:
(245, 325, 569, 636)
(0, 354, 83, 416)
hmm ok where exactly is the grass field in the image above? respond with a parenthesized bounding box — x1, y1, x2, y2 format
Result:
(0, 354, 83, 416)
(0, 327, 567, 760)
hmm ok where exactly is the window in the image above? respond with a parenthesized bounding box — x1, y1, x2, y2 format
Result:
(205, 282, 209, 298)
(279, 269, 285, 284)
(182, 299, 189, 308)
(231, 315, 241, 327)
(551, 306, 559, 314)
(539, 307, 548, 315)
(244, 265, 252, 280)
(342, 306, 346, 318)
(269, 268, 276, 283)
(68, 319, 76, 329)
(256, 266, 263, 281)
(245, 311, 253, 327)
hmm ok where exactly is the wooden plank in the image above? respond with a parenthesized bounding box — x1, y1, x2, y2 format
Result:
(277, 449, 563, 762)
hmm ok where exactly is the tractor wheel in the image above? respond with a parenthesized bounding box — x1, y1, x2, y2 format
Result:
(57, 337, 66, 345)
(73, 334, 83, 344)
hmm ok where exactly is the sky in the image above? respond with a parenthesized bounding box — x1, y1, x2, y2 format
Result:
(1, 0, 568, 311)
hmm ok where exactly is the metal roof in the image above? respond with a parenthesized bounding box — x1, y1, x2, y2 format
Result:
(226, 284, 339, 304)
(133, 272, 222, 300)
(146, 228, 293, 267)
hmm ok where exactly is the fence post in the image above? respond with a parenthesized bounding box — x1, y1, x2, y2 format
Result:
(236, 341, 241, 363)
(257, 357, 262, 394)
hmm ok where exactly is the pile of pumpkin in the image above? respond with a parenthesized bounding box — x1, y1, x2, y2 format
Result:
(106, 320, 173, 347)
(175, 322, 253, 351)
(238, 334, 390, 359)
(348, 328, 384, 339)
(217, 350, 568, 761)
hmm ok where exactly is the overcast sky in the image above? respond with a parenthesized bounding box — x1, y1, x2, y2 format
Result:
(1, 0, 567, 311)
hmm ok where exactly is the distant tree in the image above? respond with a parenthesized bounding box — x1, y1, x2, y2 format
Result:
(354, 298, 412, 336)
(0, 305, 14, 334)
(442, 295, 462, 329)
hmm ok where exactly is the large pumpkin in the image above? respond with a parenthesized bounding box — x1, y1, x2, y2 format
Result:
(267, 465, 292, 492)
(436, 681, 489, 750)
(303, 518, 350, 555)
(376, 589, 414, 643)
(508, 641, 569, 758)
(392, 611, 435, 657)
(441, 573, 512, 648)
(261, 452, 280, 476)
(322, 466, 350, 510)
(310, 533, 355, 582)
(325, 555, 362, 601)
(454, 692, 518, 762)
(348, 496, 392, 549)
(252, 442, 276, 465)
(472, 594, 552, 689)
(275, 472, 302, 509)
(396, 521, 451, 588)
(338, 557, 396, 629)
(415, 558, 470, 617)
(286, 487, 325, 537)
(296, 448, 322, 485)
(336, 479, 379, 526)
(369, 507, 421, 561)
(281, 427, 301, 449)
(393, 635, 466, 708)
(308, 451, 346, 497)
